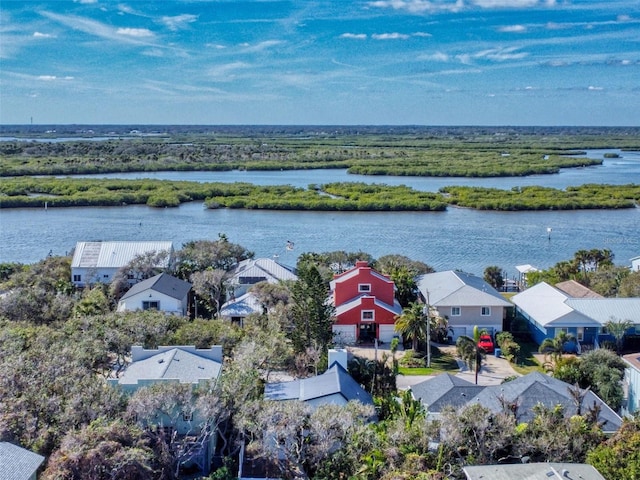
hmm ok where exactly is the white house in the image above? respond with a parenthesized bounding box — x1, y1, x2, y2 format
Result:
(219, 291, 264, 325)
(117, 272, 191, 316)
(623, 352, 640, 417)
(632, 256, 640, 272)
(416, 271, 511, 341)
(71, 241, 173, 288)
(228, 257, 297, 297)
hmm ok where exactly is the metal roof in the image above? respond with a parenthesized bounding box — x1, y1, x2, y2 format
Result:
(416, 271, 512, 307)
(511, 282, 599, 328)
(513, 282, 640, 328)
(567, 298, 640, 325)
(0, 442, 44, 480)
(71, 241, 173, 268)
(120, 272, 191, 301)
(264, 364, 374, 406)
(116, 347, 222, 386)
(233, 257, 297, 283)
(463, 463, 606, 480)
(220, 292, 263, 317)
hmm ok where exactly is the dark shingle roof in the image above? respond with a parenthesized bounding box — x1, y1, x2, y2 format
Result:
(265, 363, 374, 406)
(120, 272, 191, 301)
(0, 442, 45, 480)
(411, 373, 484, 412)
(411, 371, 622, 433)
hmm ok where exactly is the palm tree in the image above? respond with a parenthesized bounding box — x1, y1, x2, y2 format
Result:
(456, 326, 485, 385)
(394, 302, 427, 352)
(604, 316, 634, 354)
(538, 331, 576, 369)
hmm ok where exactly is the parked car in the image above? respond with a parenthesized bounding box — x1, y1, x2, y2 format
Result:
(478, 334, 495, 353)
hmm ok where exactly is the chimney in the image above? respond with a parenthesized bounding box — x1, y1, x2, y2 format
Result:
(328, 348, 348, 370)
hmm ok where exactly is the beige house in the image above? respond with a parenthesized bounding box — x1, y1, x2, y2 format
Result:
(416, 271, 511, 341)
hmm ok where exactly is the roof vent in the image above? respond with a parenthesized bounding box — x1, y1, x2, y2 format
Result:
(158, 359, 164, 363)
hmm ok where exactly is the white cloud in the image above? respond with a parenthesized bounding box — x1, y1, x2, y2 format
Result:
(498, 25, 527, 33)
(340, 33, 367, 39)
(372, 32, 410, 40)
(161, 14, 197, 31)
(472, 0, 541, 7)
(475, 47, 528, 61)
(74, 0, 97, 3)
(33, 31, 55, 38)
(418, 52, 450, 61)
(40, 11, 158, 46)
(116, 27, 154, 38)
(238, 40, 283, 53)
(369, 0, 464, 14)
(37, 75, 74, 81)
(412, 32, 432, 37)
(208, 61, 250, 80)
(588, 85, 603, 90)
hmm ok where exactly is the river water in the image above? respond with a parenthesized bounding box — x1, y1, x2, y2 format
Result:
(1, 149, 639, 277)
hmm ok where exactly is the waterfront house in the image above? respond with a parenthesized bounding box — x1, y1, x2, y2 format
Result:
(511, 281, 640, 347)
(228, 257, 297, 298)
(117, 272, 191, 316)
(416, 271, 511, 342)
(632, 256, 640, 272)
(330, 261, 402, 344)
(622, 352, 640, 416)
(71, 240, 173, 288)
(0, 442, 44, 480)
(411, 371, 622, 433)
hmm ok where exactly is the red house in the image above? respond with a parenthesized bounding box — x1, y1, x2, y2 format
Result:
(330, 261, 402, 344)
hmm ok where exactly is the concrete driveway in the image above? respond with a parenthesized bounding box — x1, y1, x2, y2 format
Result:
(347, 343, 520, 389)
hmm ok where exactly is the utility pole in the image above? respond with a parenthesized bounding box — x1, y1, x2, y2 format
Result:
(424, 290, 431, 368)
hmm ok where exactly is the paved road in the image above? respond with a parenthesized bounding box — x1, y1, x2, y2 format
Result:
(347, 343, 520, 390)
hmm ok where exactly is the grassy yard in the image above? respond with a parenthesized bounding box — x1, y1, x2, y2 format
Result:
(512, 341, 544, 375)
(397, 347, 459, 375)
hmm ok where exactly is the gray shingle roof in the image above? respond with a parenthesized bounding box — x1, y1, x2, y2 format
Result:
(265, 363, 374, 406)
(411, 371, 622, 433)
(410, 373, 483, 413)
(463, 463, 606, 480)
(116, 347, 222, 386)
(416, 271, 511, 307)
(120, 272, 191, 301)
(0, 442, 44, 480)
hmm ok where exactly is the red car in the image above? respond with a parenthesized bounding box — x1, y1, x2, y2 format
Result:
(478, 334, 495, 354)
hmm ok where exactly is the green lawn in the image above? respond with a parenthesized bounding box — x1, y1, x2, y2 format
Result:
(397, 347, 459, 375)
(512, 341, 544, 375)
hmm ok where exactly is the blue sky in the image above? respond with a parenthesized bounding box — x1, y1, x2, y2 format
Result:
(1, 0, 639, 125)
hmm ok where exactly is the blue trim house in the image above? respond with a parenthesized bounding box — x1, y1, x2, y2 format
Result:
(512, 282, 640, 347)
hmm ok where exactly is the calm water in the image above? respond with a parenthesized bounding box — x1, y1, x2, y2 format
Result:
(1, 149, 639, 277)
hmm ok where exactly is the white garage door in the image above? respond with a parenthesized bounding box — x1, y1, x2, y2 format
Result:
(378, 325, 397, 344)
(449, 327, 468, 342)
(333, 325, 356, 345)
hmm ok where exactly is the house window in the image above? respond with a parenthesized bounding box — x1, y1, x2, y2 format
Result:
(73, 274, 81, 282)
(143, 301, 160, 310)
(577, 327, 584, 342)
(361, 310, 374, 321)
(481, 307, 491, 316)
(182, 412, 193, 422)
(103, 274, 109, 279)
(359, 284, 371, 293)
(451, 307, 461, 316)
